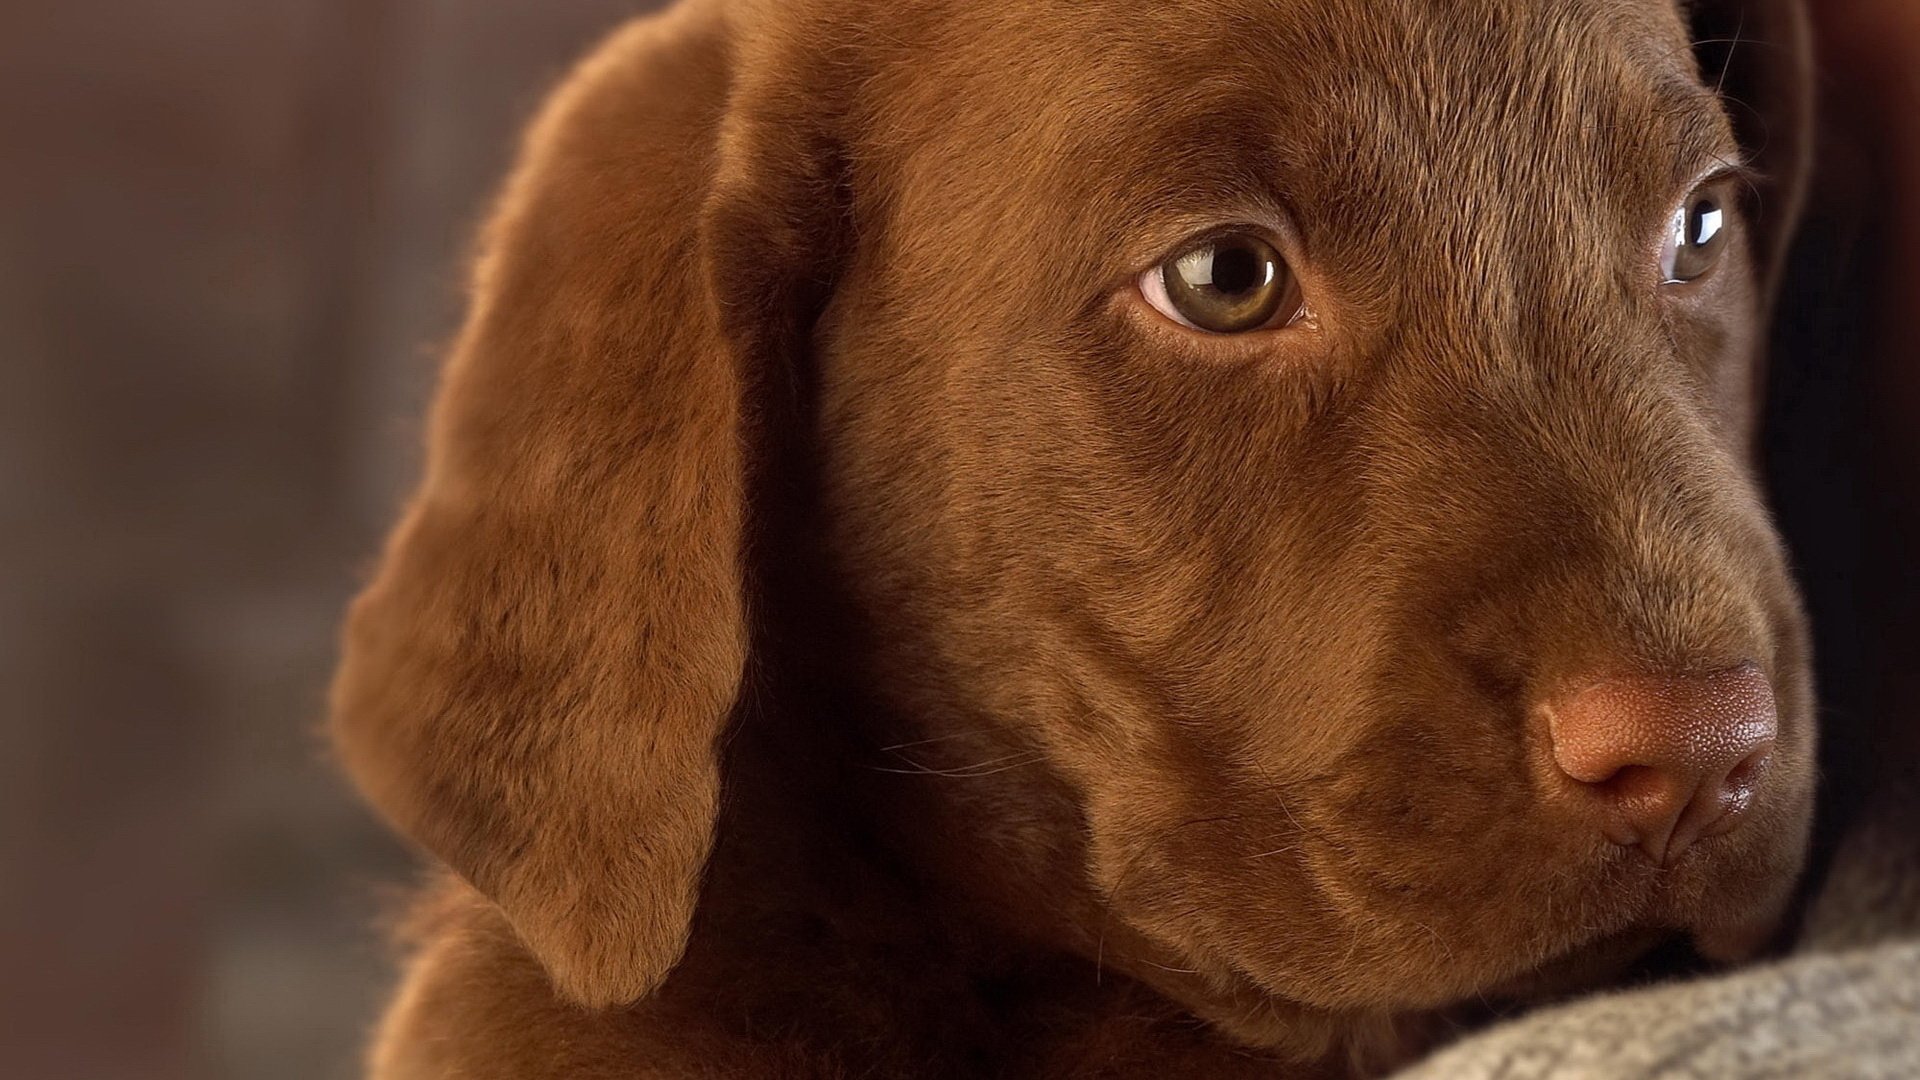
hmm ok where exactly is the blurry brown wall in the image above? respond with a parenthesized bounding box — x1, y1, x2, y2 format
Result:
(1820, 2, 1920, 768)
(1, 4, 661, 1079)
(0, 3, 1913, 1080)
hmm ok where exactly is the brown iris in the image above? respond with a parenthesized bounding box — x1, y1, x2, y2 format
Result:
(1159, 232, 1299, 333)
(1662, 189, 1732, 284)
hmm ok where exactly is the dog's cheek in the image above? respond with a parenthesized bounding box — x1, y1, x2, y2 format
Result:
(1660, 261, 1766, 445)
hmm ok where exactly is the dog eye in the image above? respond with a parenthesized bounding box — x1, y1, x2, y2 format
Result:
(1660, 189, 1731, 285)
(1140, 232, 1303, 334)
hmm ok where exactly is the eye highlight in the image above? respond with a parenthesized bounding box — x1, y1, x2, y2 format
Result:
(1660, 186, 1733, 285)
(1140, 231, 1304, 334)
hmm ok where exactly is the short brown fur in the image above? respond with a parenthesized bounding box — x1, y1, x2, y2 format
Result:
(331, 0, 1819, 1075)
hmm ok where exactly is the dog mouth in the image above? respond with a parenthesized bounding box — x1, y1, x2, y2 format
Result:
(1472, 879, 1799, 1030)
(1104, 714, 1814, 1056)
(1156, 811, 1808, 1039)
(1441, 832, 1807, 1002)
(1481, 875, 1796, 1002)
(1181, 860, 1796, 1061)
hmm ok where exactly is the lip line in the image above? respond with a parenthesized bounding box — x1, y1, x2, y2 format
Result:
(1219, 848, 1676, 1011)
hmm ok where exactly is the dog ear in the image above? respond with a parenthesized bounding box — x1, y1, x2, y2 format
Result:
(329, 10, 845, 1009)
(1685, 0, 1815, 296)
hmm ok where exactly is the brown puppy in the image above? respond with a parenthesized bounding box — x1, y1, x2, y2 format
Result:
(331, 0, 1819, 1075)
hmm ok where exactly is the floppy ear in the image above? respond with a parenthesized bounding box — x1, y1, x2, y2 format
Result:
(1685, 0, 1815, 297)
(329, 8, 845, 1009)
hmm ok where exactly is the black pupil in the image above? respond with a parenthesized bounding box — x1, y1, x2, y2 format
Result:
(1209, 244, 1264, 296)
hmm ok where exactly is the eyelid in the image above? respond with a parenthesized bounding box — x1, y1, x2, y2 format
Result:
(1689, 161, 1762, 204)
(1116, 205, 1305, 281)
(1141, 222, 1291, 278)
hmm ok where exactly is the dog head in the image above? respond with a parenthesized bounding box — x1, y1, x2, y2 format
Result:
(332, 0, 1817, 1057)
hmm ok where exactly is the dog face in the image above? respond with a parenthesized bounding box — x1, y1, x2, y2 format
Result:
(331, 0, 1817, 1057)
(813, 0, 1816, 1040)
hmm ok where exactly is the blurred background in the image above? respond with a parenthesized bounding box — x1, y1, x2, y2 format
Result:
(1, 3, 1913, 1080)
(3, 4, 668, 1078)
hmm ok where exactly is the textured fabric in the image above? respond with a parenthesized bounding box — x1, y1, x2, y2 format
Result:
(1397, 941, 1920, 1079)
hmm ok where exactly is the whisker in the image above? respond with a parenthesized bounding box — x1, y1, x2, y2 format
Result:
(1136, 959, 1201, 975)
(1248, 761, 1319, 842)
(1712, 14, 1745, 100)
(1095, 814, 1241, 987)
(876, 729, 1005, 752)
(884, 748, 1037, 770)
(864, 751, 1047, 778)
(1689, 37, 1787, 52)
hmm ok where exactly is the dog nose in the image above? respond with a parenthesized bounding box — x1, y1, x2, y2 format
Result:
(1545, 665, 1777, 865)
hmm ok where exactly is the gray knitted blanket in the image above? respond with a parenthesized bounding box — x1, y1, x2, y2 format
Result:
(1395, 777, 1920, 1078)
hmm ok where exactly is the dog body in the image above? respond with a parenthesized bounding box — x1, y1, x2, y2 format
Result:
(332, 0, 1819, 1075)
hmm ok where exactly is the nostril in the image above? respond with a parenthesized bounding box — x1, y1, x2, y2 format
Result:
(1701, 744, 1775, 834)
(1581, 764, 1678, 848)
(1724, 744, 1774, 792)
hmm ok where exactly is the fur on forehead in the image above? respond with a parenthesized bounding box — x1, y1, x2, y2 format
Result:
(804, 0, 1744, 300)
